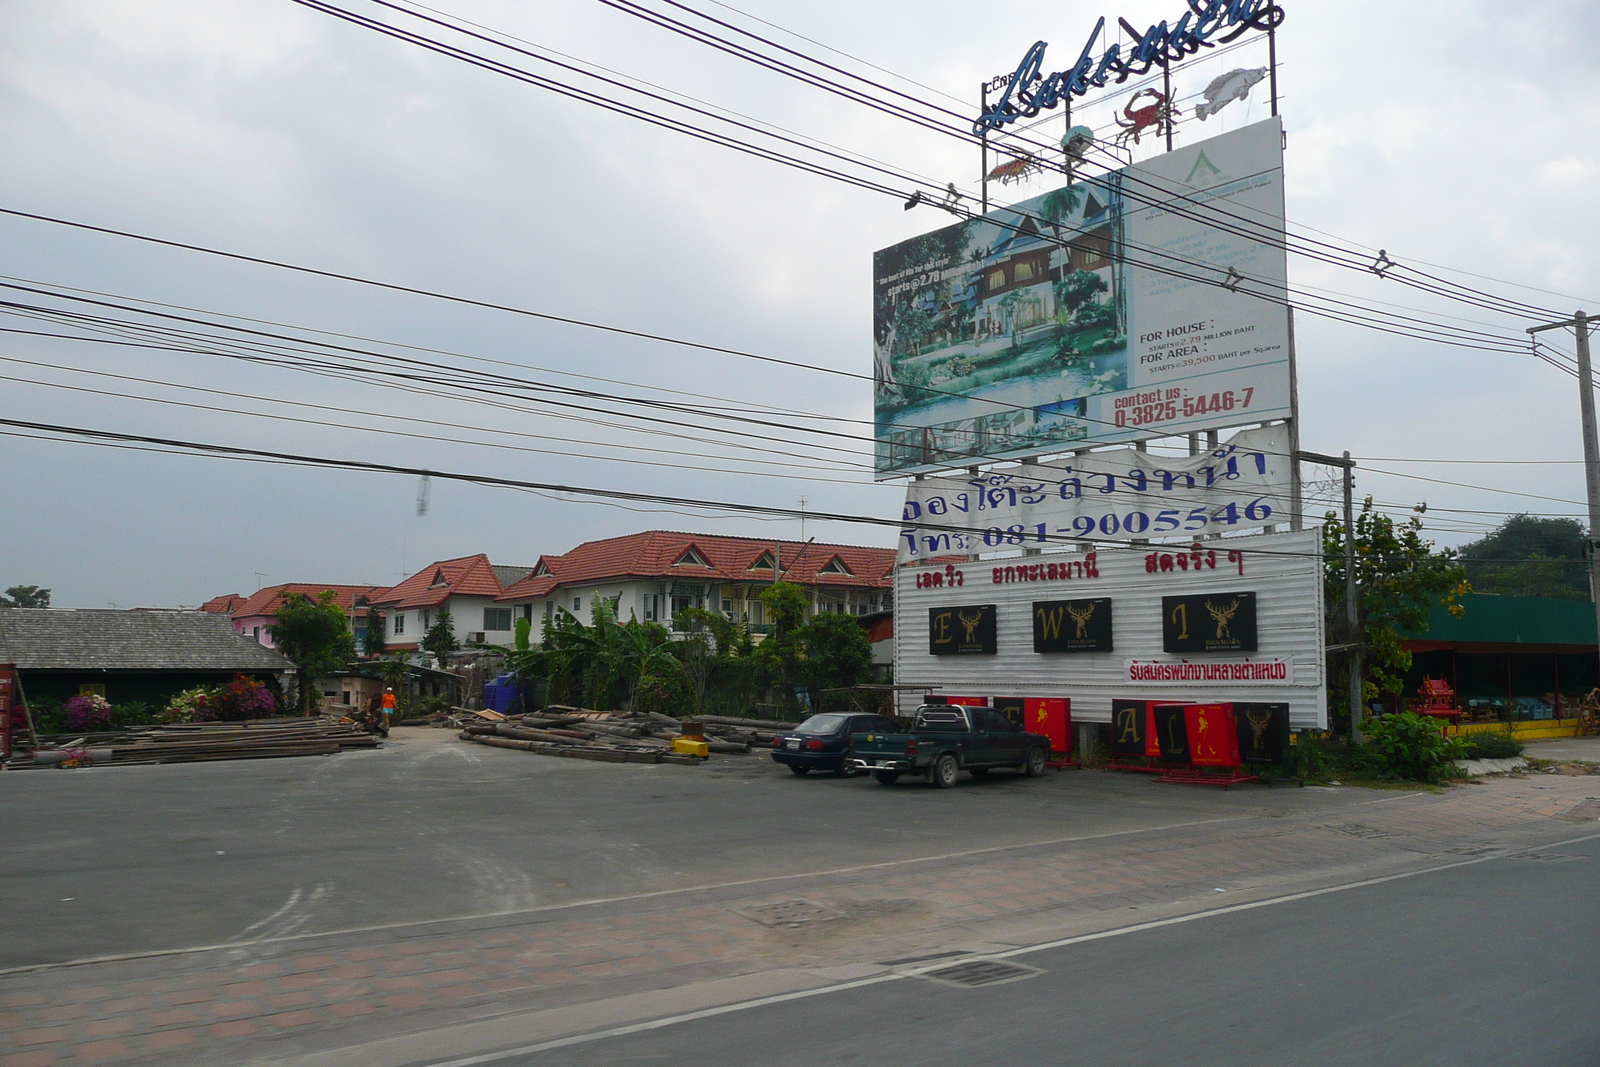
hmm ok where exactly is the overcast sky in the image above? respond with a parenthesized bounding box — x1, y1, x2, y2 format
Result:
(2, 0, 1597, 608)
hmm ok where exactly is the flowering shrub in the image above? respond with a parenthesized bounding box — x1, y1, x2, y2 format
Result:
(160, 687, 217, 725)
(212, 674, 278, 720)
(63, 693, 113, 732)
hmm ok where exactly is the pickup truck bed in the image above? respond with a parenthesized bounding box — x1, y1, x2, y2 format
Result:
(852, 705, 1050, 788)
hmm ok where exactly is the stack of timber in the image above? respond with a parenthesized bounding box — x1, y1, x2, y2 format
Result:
(16, 716, 380, 769)
(457, 706, 799, 765)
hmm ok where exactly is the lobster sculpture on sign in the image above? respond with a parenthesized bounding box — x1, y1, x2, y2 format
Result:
(985, 153, 1044, 185)
(1205, 598, 1241, 640)
(1114, 89, 1179, 148)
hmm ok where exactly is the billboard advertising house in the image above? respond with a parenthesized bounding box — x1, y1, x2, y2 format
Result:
(874, 117, 1290, 476)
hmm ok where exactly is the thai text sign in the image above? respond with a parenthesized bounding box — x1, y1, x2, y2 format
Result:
(1124, 657, 1291, 683)
(874, 119, 1289, 476)
(897, 424, 1288, 561)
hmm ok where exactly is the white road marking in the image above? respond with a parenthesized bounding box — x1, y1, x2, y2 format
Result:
(414, 829, 1600, 1066)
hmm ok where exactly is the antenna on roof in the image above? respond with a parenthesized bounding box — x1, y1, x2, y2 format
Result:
(416, 474, 431, 517)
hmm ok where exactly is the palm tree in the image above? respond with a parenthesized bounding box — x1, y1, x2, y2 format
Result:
(1038, 186, 1084, 237)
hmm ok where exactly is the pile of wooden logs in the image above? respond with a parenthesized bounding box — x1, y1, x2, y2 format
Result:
(457, 706, 797, 765)
(16, 716, 381, 769)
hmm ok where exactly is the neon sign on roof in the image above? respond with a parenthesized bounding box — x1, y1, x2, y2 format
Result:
(974, 0, 1284, 135)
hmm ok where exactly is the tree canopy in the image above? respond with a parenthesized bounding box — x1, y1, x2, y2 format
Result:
(1458, 514, 1587, 599)
(1, 585, 51, 608)
(268, 591, 356, 712)
(1323, 499, 1469, 732)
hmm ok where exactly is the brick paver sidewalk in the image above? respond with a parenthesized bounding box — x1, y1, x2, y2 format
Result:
(3, 772, 1596, 1067)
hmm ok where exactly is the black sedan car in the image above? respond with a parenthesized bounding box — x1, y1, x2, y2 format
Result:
(771, 712, 900, 776)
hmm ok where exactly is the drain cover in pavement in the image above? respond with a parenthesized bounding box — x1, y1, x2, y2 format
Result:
(736, 899, 842, 926)
(920, 959, 1041, 988)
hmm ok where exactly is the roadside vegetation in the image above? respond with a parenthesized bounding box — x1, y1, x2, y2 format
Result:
(506, 581, 872, 719)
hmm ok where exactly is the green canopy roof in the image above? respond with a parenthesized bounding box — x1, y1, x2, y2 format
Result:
(1403, 593, 1597, 647)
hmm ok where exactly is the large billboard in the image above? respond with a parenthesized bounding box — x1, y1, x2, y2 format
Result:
(895, 527, 1326, 728)
(873, 117, 1289, 477)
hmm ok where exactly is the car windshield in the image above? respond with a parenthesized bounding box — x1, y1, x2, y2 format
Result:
(795, 714, 848, 735)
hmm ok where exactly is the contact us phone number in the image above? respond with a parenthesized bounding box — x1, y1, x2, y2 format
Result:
(1112, 387, 1256, 429)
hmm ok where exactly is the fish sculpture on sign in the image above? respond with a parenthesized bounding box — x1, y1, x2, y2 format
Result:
(1193, 67, 1268, 120)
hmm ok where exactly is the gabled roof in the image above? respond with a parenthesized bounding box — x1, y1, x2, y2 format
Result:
(492, 565, 536, 589)
(496, 531, 896, 601)
(0, 608, 297, 673)
(222, 584, 389, 619)
(200, 593, 244, 614)
(371, 554, 506, 610)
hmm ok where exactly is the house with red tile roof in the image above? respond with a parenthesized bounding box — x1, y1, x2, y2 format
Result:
(495, 531, 896, 642)
(370, 555, 534, 652)
(202, 584, 388, 651)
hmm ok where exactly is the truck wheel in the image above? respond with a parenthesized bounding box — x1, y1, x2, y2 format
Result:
(1024, 746, 1047, 778)
(874, 770, 900, 785)
(789, 765, 810, 776)
(931, 753, 960, 789)
(835, 756, 856, 777)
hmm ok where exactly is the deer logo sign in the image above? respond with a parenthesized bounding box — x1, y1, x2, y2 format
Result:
(1067, 601, 1097, 639)
(957, 609, 986, 643)
(1206, 597, 1241, 640)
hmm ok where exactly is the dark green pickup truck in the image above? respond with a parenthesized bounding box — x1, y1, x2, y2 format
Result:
(851, 705, 1051, 788)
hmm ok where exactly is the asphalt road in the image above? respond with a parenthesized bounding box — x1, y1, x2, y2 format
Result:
(493, 833, 1600, 1067)
(0, 728, 1365, 969)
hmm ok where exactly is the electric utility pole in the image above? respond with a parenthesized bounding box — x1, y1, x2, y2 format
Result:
(1300, 449, 1360, 741)
(1528, 311, 1600, 666)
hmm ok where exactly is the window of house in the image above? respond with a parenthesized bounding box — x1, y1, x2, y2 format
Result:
(341, 692, 351, 705)
(721, 599, 733, 615)
(987, 268, 1006, 290)
(523, 604, 533, 621)
(671, 595, 692, 616)
(818, 556, 853, 575)
(78, 684, 106, 698)
(393, 613, 405, 635)
(430, 568, 448, 587)
(748, 550, 776, 572)
(574, 597, 582, 611)
(422, 610, 431, 630)
(483, 607, 512, 631)
(1013, 260, 1035, 282)
(252, 626, 261, 640)
(544, 601, 553, 619)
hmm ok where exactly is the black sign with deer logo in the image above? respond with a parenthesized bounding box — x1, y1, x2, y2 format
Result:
(1161, 591, 1257, 652)
(1232, 701, 1290, 765)
(928, 605, 998, 655)
(1033, 598, 1113, 653)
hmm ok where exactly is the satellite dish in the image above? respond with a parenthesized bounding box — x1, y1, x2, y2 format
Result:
(1062, 125, 1095, 162)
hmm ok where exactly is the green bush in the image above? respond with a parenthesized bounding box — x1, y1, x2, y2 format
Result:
(111, 701, 154, 728)
(1361, 712, 1467, 782)
(1461, 732, 1525, 760)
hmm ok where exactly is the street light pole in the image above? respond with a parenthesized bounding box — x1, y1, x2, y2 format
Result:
(1528, 311, 1600, 667)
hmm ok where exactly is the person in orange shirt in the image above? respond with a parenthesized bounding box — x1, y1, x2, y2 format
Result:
(381, 688, 396, 731)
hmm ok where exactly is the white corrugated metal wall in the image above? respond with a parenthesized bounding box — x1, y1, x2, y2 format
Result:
(894, 528, 1327, 728)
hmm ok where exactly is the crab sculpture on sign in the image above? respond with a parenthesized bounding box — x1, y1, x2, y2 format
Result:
(1113, 88, 1179, 147)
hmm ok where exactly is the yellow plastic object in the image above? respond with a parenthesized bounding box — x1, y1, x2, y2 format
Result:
(672, 737, 710, 758)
